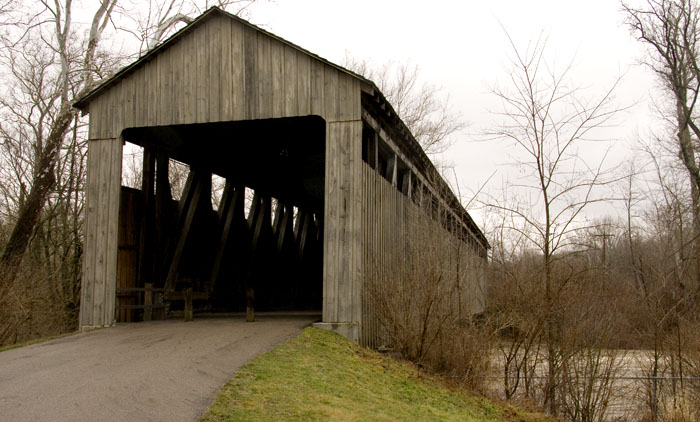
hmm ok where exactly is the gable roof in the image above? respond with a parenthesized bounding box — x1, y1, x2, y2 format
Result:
(74, 7, 372, 111)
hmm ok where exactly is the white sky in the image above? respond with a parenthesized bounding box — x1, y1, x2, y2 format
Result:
(246, 0, 661, 226)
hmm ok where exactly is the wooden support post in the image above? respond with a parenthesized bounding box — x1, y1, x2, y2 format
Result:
(368, 131, 377, 169)
(244, 191, 261, 322)
(183, 286, 193, 322)
(137, 150, 155, 287)
(389, 153, 398, 186)
(295, 210, 311, 260)
(373, 133, 379, 170)
(273, 202, 291, 255)
(217, 181, 232, 221)
(403, 171, 412, 198)
(246, 287, 254, 322)
(154, 152, 172, 298)
(246, 192, 272, 322)
(144, 282, 153, 321)
(272, 200, 285, 248)
(249, 193, 271, 251)
(246, 191, 260, 229)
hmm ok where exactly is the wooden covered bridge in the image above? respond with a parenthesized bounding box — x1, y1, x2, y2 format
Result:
(74, 7, 488, 345)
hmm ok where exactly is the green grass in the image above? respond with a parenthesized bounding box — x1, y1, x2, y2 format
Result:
(203, 327, 551, 422)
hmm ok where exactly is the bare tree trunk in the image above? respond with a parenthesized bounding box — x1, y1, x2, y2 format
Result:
(1, 106, 74, 280)
(625, 0, 700, 294)
(675, 91, 700, 293)
(0, 0, 117, 282)
(486, 30, 620, 416)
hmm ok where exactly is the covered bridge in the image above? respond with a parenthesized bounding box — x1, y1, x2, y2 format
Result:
(74, 7, 489, 345)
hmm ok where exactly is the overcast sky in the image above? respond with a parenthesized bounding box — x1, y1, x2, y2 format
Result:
(246, 0, 660, 224)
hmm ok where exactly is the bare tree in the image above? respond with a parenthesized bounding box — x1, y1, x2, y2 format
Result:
(485, 33, 620, 414)
(365, 205, 491, 390)
(624, 0, 700, 295)
(0, 0, 262, 283)
(343, 55, 465, 157)
(0, 0, 118, 281)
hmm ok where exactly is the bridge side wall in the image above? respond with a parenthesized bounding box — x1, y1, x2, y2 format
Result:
(359, 163, 487, 348)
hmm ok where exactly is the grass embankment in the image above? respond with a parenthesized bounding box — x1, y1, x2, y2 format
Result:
(203, 327, 551, 422)
(0, 331, 78, 353)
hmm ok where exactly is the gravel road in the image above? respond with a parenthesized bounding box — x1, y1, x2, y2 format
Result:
(0, 314, 316, 422)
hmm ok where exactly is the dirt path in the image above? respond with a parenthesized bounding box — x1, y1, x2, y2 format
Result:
(0, 314, 316, 422)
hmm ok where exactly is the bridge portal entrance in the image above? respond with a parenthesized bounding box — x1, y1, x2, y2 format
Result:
(114, 116, 325, 321)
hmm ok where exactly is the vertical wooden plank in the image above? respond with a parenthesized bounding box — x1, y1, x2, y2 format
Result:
(220, 17, 233, 121)
(122, 73, 135, 130)
(80, 139, 101, 327)
(283, 45, 298, 117)
(270, 39, 285, 118)
(181, 29, 195, 124)
(155, 48, 166, 126)
(351, 121, 362, 326)
(244, 26, 258, 120)
(360, 165, 365, 345)
(99, 88, 111, 138)
(369, 165, 374, 346)
(372, 166, 377, 347)
(90, 138, 110, 325)
(323, 67, 339, 122)
(130, 65, 143, 128)
(310, 59, 325, 116)
(87, 99, 99, 140)
(352, 78, 361, 120)
(362, 164, 366, 345)
(164, 47, 176, 125)
(208, 15, 222, 122)
(372, 166, 378, 347)
(184, 286, 193, 322)
(169, 37, 183, 125)
(144, 59, 158, 126)
(331, 121, 354, 323)
(231, 20, 246, 121)
(296, 52, 311, 115)
(87, 102, 97, 140)
(194, 22, 208, 122)
(138, 63, 149, 127)
(109, 82, 123, 137)
(338, 74, 352, 121)
(348, 120, 356, 325)
(338, 122, 350, 323)
(256, 32, 272, 118)
(371, 166, 374, 347)
(103, 138, 123, 325)
(322, 122, 336, 322)
(96, 97, 109, 139)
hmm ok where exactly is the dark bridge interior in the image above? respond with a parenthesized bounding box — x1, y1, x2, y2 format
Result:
(115, 115, 326, 321)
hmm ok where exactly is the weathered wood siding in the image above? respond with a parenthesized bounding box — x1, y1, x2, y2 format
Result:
(86, 14, 361, 139)
(80, 11, 363, 330)
(79, 136, 122, 329)
(359, 163, 486, 348)
(321, 120, 362, 338)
